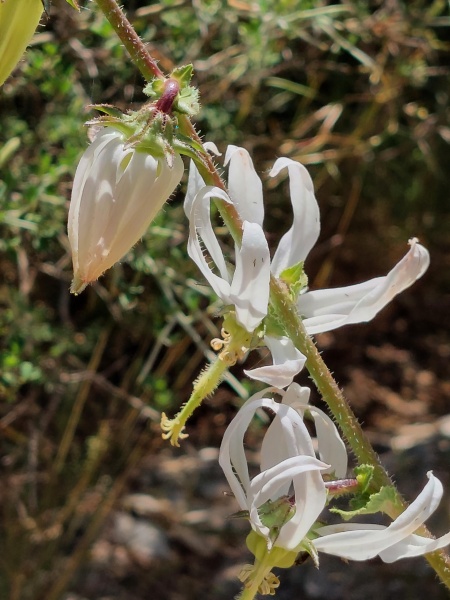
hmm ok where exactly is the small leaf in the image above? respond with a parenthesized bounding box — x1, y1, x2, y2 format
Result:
(279, 261, 308, 298)
(354, 464, 375, 494)
(331, 485, 401, 521)
(170, 64, 194, 87)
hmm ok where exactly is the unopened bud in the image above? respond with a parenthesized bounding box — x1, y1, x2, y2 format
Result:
(68, 126, 183, 293)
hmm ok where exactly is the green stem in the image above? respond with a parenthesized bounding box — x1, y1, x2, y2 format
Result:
(93, 0, 165, 81)
(238, 560, 274, 600)
(162, 357, 228, 446)
(90, 0, 450, 588)
(270, 277, 389, 489)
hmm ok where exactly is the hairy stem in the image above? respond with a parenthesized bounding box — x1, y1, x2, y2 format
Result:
(161, 357, 228, 446)
(93, 0, 165, 81)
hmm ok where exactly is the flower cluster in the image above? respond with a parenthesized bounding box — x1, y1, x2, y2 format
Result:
(185, 145, 429, 387)
(220, 384, 450, 592)
(67, 120, 447, 596)
(184, 145, 448, 594)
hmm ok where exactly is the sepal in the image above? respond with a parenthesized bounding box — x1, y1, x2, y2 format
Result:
(246, 530, 298, 569)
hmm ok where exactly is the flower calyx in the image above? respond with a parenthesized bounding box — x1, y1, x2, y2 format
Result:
(84, 66, 200, 167)
(144, 65, 200, 117)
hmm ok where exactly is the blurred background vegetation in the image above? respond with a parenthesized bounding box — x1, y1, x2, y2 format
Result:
(0, 1, 449, 599)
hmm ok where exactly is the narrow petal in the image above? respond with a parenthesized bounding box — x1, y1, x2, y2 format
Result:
(249, 456, 327, 546)
(219, 397, 278, 511)
(184, 160, 205, 218)
(184, 142, 221, 217)
(283, 383, 348, 478)
(250, 455, 328, 509)
(299, 239, 430, 335)
(260, 390, 316, 475)
(270, 157, 320, 277)
(314, 473, 446, 561)
(244, 336, 306, 387)
(224, 145, 265, 226)
(278, 469, 328, 550)
(186, 185, 234, 300)
(379, 531, 450, 563)
(230, 221, 271, 331)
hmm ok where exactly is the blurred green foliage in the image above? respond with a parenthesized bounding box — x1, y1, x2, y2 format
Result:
(0, 0, 449, 598)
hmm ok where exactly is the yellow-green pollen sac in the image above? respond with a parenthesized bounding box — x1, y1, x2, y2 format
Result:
(0, 0, 44, 86)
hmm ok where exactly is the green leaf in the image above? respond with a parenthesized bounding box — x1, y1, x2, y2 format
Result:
(174, 85, 200, 116)
(279, 261, 308, 299)
(170, 64, 194, 87)
(331, 485, 401, 521)
(354, 464, 375, 494)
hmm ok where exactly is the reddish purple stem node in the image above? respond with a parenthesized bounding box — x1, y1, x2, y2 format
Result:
(155, 79, 180, 114)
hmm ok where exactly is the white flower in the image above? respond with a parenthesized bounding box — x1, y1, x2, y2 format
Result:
(185, 146, 309, 383)
(184, 147, 271, 333)
(219, 383, 346, 550)
(313, 472, 450, 562)
(186, 145, 430, 386)
(220, 386, 450, 562)
(68, 127, 184, 294)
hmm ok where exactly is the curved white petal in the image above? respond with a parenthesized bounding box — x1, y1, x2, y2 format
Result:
(278, 467, 328, 550)
(184, 160, 205, 218)
(230, 221, 270, 331)
(184, 143, 221, 217)
(250, 456, 328, 548)
(308, 407, 348, 477)
(203, 141, 221, 156)
(283, 383, 348, 478)
(270, 157, 320, 277)
(260, 388, 315, 472)
(314, 472, 447, 561)
(299, 239, 430, 335)
(250, 455, 327, 508)
(244, 336, 306, 387)
(379, 531, 450, 563)
(186, 185, 234, 300)
(224, 145, 264, 226)
(218, 397, 271, 511)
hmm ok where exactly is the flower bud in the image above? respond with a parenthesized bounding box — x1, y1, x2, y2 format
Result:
(68, 126, 184, 294)
(0, 0, 43, 86)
